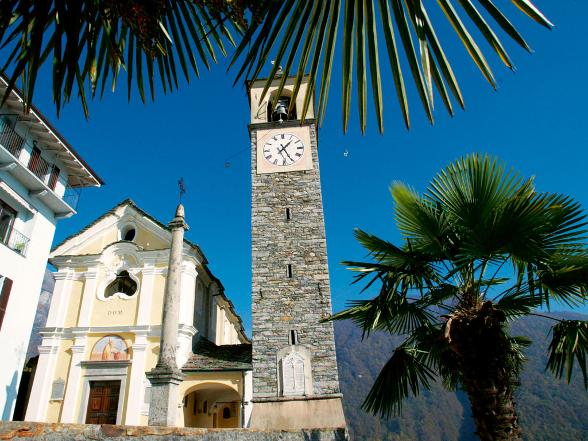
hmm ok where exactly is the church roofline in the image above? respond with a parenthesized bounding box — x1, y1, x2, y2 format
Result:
(51, 198, 207, 262)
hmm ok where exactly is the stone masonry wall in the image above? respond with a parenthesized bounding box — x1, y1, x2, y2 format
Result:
(0, 422, 348, 440)
(250, 122, 341, 398)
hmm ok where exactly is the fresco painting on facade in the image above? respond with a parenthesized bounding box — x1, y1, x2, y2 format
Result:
(90, 336, 129, 361)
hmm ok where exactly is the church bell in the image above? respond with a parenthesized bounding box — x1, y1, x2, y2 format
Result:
(271, 96, 290, 122)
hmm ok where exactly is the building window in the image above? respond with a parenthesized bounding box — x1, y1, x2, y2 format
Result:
(123, 228, 136, 241)
(120, 224, 136, 242)
(104, 271, 137, 298)
(0, 200, 16, 245)
(27, 143, 48, 180)
(223, 407, 231, 419)
(285, 207, 292, 221)
(288, 330, 299, 346)
(48, 165, 60, 191)
(0, 275, 13, 330)
(203, 400, 208, 414)
(287, 264, 293, 279)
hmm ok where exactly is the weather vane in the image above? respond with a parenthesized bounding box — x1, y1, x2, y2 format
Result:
(178, 177, 186, 201)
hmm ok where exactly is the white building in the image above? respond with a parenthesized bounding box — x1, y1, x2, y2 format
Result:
(0, 77, 102, 419)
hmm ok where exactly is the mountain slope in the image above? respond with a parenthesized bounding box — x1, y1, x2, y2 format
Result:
(334, 314, 588, 440)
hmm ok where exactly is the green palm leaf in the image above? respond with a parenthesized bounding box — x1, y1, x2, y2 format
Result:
(0, 0, 236, 117)
(237, 0, 552, 132)
(547, 320, 588, 388)
(1, 0, 552, 128)
(363, 344, 436, 417)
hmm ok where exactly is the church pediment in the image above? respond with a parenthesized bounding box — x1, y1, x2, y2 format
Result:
(50, 199, 205, 263)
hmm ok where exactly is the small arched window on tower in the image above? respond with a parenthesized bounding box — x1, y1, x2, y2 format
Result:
(267, 94, 297, 122)
(104, 271, 137, 298)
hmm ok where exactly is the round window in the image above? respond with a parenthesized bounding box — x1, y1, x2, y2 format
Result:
(121, 225, 136, 241)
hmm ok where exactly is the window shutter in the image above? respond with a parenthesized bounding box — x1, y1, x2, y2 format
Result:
(0, 277, 13, 330)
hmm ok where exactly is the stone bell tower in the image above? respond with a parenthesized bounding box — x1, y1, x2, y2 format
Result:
(248, 76, 347, 430)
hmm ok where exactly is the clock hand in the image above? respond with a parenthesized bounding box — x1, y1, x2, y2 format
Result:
(283, 149, 295, 162)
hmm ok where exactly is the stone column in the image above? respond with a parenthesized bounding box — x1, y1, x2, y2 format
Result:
(146, 204, 188, 426)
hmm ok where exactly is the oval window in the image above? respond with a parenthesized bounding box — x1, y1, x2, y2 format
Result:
(121, 226, 136, 241)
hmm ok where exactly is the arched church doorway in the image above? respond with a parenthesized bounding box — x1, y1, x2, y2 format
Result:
(182, 383, 241, 428)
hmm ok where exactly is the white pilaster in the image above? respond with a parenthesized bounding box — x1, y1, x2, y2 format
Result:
(176, 324, 197, 368)
(136, 265, 156, 325)
(24, 338, 60, 421)
(124, 334, 148, 425)
(179, 263, 197, 327)
(60, 336, 87, 423)
(77, 271, 98, 327)
(243, 370, 253, 428)
(45, 271, 73, 327)
(208, 283, 219, 344)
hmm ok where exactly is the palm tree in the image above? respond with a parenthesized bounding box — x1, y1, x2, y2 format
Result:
(0, 0, 552, 131)
(328, 154, 588, 440)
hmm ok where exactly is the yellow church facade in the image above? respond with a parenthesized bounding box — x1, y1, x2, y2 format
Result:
(24, 200, 252, 428)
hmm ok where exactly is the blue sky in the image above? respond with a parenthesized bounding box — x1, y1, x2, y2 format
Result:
(25, 1, 588, 333)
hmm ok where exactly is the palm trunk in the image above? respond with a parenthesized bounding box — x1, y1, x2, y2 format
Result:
(447, 302, 522, 441)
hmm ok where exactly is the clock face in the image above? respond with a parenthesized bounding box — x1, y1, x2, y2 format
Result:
(263, 133, 305, 167)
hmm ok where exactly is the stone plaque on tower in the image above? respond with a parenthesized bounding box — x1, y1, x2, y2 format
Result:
(248, 75, 347, 431)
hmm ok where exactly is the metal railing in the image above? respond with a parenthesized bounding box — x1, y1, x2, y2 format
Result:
(0, 225, 30, 257)
(0, 118, 81, 210)
(28, 152, 51, 182)
(0, 118, 25, 158)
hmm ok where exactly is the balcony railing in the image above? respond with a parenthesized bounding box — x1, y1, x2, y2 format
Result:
(0, 118, 25, 158)
(28, 152, 51, 182)
(0, 118, 81, 211)
(0, 225, 30, 257)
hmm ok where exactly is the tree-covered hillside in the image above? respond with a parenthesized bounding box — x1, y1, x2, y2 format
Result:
(334, 314, 588, 440)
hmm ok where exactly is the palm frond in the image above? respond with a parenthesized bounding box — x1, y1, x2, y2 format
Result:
(0, 0, 237, 117)
(494, 288, 544, 318)
(547, 320, 588, 388)
(327, 284, 436, 336)
(362, 344, 436, 417)
(236, 0, 552, 133)
(537, 253, 588, 308)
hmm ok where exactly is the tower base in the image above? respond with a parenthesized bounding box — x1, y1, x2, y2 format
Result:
(249, 394, 346, 431)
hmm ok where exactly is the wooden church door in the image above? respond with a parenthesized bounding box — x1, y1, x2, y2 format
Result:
(85, 381, 120, 424)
